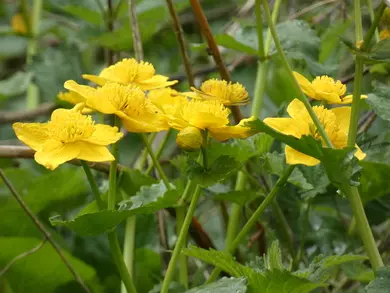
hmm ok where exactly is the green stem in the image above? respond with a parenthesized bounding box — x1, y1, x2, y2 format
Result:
(108, 117, 120, 211)
(80, 161, 104, 210)
(295, 202, 310, 266)
(122, 216, 136, 277)
(146, 129, 172, 175)
(160, 185, 202, 293)
(107, 232, 138, 293)
(141, 133, 170, 189)
(255, 0, 265, 58)
(135, 132, 157, 170)
(26, 0, 42, 110)
(363, 1, 386, 51)
(366, 0, 382, 43)
(354, 0, 363, 42)
(207, 165, 295, 283)
(176, 206, 188, 289)
(346, 186, 383, 269)
(261, 0, 333, 148)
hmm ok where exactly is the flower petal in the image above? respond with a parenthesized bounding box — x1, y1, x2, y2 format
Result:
(331, 106, 351, 134)
(117, 111, 168, 133)
(263, 117, 300, 137)
(82, 74, 109, 86)
(84, 124, 123, 145)
(137, 75, 178, 90)
(340, 94, 368, 104)
(13, 122, 50, 151)
(315, 91, 342, 104)
(64, 80, 96, 99)
(285, 145, 320, 166)
(74, 141, 115, 162)
(354, 144, 366, 160)
(293, 72, 316, 98)
(188, 112, 228, 129)
(209, 117, 255, 141)
(34, 139, 79, 170)
(286, 98, 307, 119)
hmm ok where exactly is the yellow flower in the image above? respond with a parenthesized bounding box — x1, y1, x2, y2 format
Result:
(168, 99, 255, 149)
(11, 13, 27, 34)
(380, 29, 390, 40)
(176, 126, 204, 151)
(13, 103, 122, 170)
(58, 91, 93, 114)
(82, 58, 177, 90)
(148, 88, 188, 121)
(264, 99, 366, 166)
(64, 80, 168, 133)
(293, 72, 367, 104)
(184, 79, 249, 106)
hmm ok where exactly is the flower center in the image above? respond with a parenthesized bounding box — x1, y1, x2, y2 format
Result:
(200, 79, 248, 104)
(49, 110, 95, 143)
(312, 76, 346, 97)
(309, 105, 339, 145)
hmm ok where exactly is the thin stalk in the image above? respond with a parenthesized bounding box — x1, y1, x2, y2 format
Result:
(141, 134, 170, 188)
(344, 0, 384, 271)
(189, 0, 243, 123)
(160, 185, 202, 293)
(166, 0, 195, 86)
(108, 116, 120, 210)
(362, 1, 386, 50)
(128, 0, 144, 60)
(80, 161, 104, 210)
(26, 0, 42, 110)
(135, 132, 157, 170)
(366, 0, 381, 42)
(346, 186, 383, 269)
(272, 200, 295, 259)
(122, 217, 136, 277)
(354, 0, 363, 42)
(207, 165, 295, 283)
(176, 206, 189, 288)
(261, 0, 333, 148)
(146, 129, 173, 175)
(0, 169, 91, 293)
(107, 232, 138, 293)
(255, 0, 265, 59)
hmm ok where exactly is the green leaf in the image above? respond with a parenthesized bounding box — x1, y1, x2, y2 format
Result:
(215, 34, 259, 55)
(299, 165, 330, 199)
(50, 181, 179, 235)
(119, 168, 158, 198)
(0, 71, 32, 100)
(297, 254, 368, 283)
(0, 36, 27, 58)
(207, 133, 274, 165)
(367, 39, 390, 62)
(264, 241, 284, 271)
(183, 246, 325, 293)
(359, 160, 390, 202)
(213, 190, 263, 205)
(134, 248, 161, 293)
(342, 261, 375, 283)
(367, 85, 390, 122)
(264, 152, 313, 190)
(0, 237, 97, 293)
(365, 267, 390, 293)
(60, 5, 102, 25)
(187, 155, 241, 187)
(184, 277, 247, 293)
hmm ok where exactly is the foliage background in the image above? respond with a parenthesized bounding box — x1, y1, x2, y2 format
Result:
(1, 0, 390, 292)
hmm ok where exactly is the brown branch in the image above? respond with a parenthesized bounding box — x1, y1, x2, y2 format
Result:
(189, 0, 243, 124)
(0, 102, 56, 124)
(128, 0, 144, 61)
(358, 111, 377, 134)
(166, 0, 195, 86)
(0, 169, 91, 293)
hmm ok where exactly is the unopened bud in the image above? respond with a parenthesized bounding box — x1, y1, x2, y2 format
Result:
(176, 127, 203, 151)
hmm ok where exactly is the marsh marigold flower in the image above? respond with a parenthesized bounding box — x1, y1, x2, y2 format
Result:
(13, 103, 122, 170)
(64, 80, 168, 133)
(184, 79, 249, 106)
(166, 99, 255, 149)
(264, 99, 366, 166)
(82, 58, 177, 90)
(11, 13, 27, 34)
(293, 72, 367, 104)
(148, 88, 188, 121)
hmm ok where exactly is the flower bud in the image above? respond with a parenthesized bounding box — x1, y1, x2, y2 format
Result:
(176, 127, 203, 151)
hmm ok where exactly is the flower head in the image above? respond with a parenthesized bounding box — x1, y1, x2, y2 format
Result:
(13, 103, 122, 170)
(293, 72, 367, 104)
(264, 99, 366, 166)
(184, 79, 249, 106)
(11, 13, 27, 34)
(64, 80, 168, 133)
(82, 58, 177, 90)
(168, 99, 255, 149)
(148, 88, 188, 117)
(176, 126, 204, 151)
